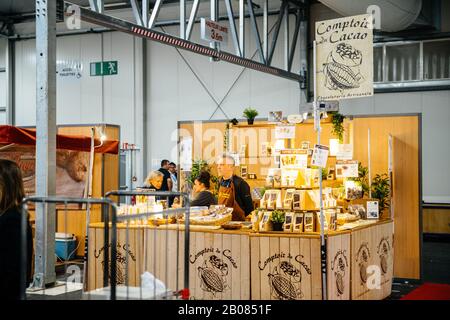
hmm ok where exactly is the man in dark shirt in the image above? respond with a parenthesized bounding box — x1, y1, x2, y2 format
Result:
(158, 159, 173, 192)
(217, 155, 253, 220)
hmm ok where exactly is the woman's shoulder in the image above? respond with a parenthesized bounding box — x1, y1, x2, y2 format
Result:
(0, 208, 22, 224)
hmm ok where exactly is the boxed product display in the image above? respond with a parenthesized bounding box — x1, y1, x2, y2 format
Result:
(283, 212, 294, 232)
(259, 211, 273, 231)
(344, 180, 363, 200)
(292, 213, 304, 233)
(260, 189, 282, 209)
(281, 169, 299, 187)
(291, 190, 321, 211)
(295, 168, 320, 188)
(266, 168, 282, 188)
(303, 212, 315, 232)
(283, 188, 296, 209)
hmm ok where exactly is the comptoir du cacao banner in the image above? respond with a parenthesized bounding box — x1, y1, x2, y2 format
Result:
(0, 145, 89, 198)
(315, 14, 373, 101)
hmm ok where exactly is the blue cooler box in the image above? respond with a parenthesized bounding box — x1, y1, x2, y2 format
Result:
(55, 238, 77, 260)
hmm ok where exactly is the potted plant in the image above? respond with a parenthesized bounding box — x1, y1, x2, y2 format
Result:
(243, 107, 258, 125)
(271, 210, 285, 231)
(188, 159, 219, 196)
(371, 174, 390, 219)
(330, 112, 345, 143)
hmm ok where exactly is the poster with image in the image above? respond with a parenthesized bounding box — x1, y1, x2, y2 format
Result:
(315, 14, 373, 101)
(0, 145, 89, 199)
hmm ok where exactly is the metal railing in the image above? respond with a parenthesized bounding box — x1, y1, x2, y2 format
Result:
(104, 190, 191, 300)
(20, 196, 118, 300)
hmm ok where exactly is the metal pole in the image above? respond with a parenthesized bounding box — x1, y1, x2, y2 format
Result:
(313, 40, 327, 300)
(6, 39, 14, 125)
(34, 0, 57, 288)
(239, 0, 245, 58)
(210, 0, 219, 61)
(263, 0, 268, 62)
(368, 128, 372, 198)
(284, 2, 289, 70)
(180, 0, 186, 39)
(143, 0, 149, 28)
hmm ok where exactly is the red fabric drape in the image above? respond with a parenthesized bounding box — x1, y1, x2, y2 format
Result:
(0, 125, 119, 154)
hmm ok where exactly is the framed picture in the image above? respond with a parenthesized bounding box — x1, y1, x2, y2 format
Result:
(268, 111, 283, 123)
(248, 173, 257, 179)
(366, 201, 379, 219)
(301, 141, 310, 150)
(240, 166, 248, 179)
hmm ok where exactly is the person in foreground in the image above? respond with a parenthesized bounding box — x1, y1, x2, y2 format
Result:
(0, 159, 33, 300)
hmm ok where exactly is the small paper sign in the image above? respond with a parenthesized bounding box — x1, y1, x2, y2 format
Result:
(275, 125, 296, 139)
(367, 201, 379, 219)
(311, 144, 329, 168)
(335, 160, 358, 178)
(336, 144, 353, 160)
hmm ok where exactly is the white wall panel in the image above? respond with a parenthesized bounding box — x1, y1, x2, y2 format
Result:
(15, 39, 36, 126)
(56, 35, 83, 124)
(420, 91, 450, 203)
(0, 73, 6, 109)
(79, 34, 103, 123)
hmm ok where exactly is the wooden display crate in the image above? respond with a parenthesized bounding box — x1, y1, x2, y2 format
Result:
(350, 221, 394, 300)
(249, 234, 322, 300)
(326, 232, 351, 300)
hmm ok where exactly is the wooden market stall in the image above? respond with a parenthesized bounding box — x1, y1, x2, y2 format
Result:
(178, 115, 421, 280)
(87, 220, 394, 300)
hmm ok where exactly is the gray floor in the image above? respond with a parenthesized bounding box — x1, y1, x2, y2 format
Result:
(422, 241, 450, 284)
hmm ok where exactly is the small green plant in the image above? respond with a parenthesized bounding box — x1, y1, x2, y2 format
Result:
(349, 163, 370, 195)
(271, 210, 285, 224)
(224, 122, 231, 151)
(188, 159, 208, 186)
(243, 107, 259, 120)
(330, 112, 345, 143)
(188, 159, 219, 195)
(322, 168, 328, 180)
(371, 174, 390, 213)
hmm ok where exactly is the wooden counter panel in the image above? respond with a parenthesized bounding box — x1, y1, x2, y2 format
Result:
(350, 221, 394, 300)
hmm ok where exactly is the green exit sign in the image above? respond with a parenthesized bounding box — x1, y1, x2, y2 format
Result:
(90, 61, 118, 76)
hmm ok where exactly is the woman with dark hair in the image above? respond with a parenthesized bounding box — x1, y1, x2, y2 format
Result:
(190, 171, 217, 207)
(0, 159, 33, 300)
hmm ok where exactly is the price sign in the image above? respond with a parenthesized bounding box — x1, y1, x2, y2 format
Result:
(311, 144, 329, 168)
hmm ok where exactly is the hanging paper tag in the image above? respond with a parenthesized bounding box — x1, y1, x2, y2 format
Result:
(311, 144, 329, 168)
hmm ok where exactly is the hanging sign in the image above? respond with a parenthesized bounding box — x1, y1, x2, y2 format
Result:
(311, 144, 329, 168)
(200, 18, 229, 45)
(315, 14, 373, 101)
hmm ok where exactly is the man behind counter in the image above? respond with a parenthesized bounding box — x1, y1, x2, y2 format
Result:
(216, 154, 253, 221)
